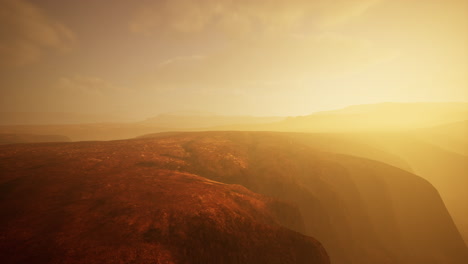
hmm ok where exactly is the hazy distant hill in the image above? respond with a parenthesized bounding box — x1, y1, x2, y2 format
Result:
(0, 113, 284, 142)
(0, 112, 134, 125)
(2, 103, 465, 141)
(277, 102, 468, 132)
(142, 113, 284, 128)
(0, 123, 171, 142)
(411, 120, 468, 155)
(421, 120, 468, 141)
(216, 102, 468, 132)
(0, 133, 71, 145)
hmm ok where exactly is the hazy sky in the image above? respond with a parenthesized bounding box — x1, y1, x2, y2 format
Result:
(0, 0, 467, 118)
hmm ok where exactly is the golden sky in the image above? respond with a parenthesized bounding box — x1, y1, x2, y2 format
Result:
(0, 0, 467, 118)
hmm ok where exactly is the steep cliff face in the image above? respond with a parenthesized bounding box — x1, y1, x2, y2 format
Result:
(366, 135, 468, 245)
(0, 146, 328, 264)
(288, 132, 468, 246)
(333, 154, 468, 264)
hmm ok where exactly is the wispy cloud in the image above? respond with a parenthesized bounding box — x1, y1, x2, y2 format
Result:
(157, 55, 205, 68)
(129, 0, 383, 36)
(0, 0, 76, 67)
(129, 0, 388, 92)
(141, 33, 394, 91)
(58, 75, 126, 95)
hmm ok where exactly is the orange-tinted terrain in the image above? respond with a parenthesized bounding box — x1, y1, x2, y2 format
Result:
(1, 0, 467, 263)
(0, 133, 331, 264)
(1, 131, 467, 264)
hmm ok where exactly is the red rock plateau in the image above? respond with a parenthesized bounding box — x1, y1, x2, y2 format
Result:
(0, 134, 328, 264)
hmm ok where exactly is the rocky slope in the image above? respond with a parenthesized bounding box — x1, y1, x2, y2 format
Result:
(0, 139, 328, 264)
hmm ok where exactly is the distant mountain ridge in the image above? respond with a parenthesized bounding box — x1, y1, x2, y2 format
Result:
(0, 102, 466, 142)
(141, 114, 284, 128)
(217, 102, 468, 132)
(0, 112, 134, 125)
(0, 133, 71, 145)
